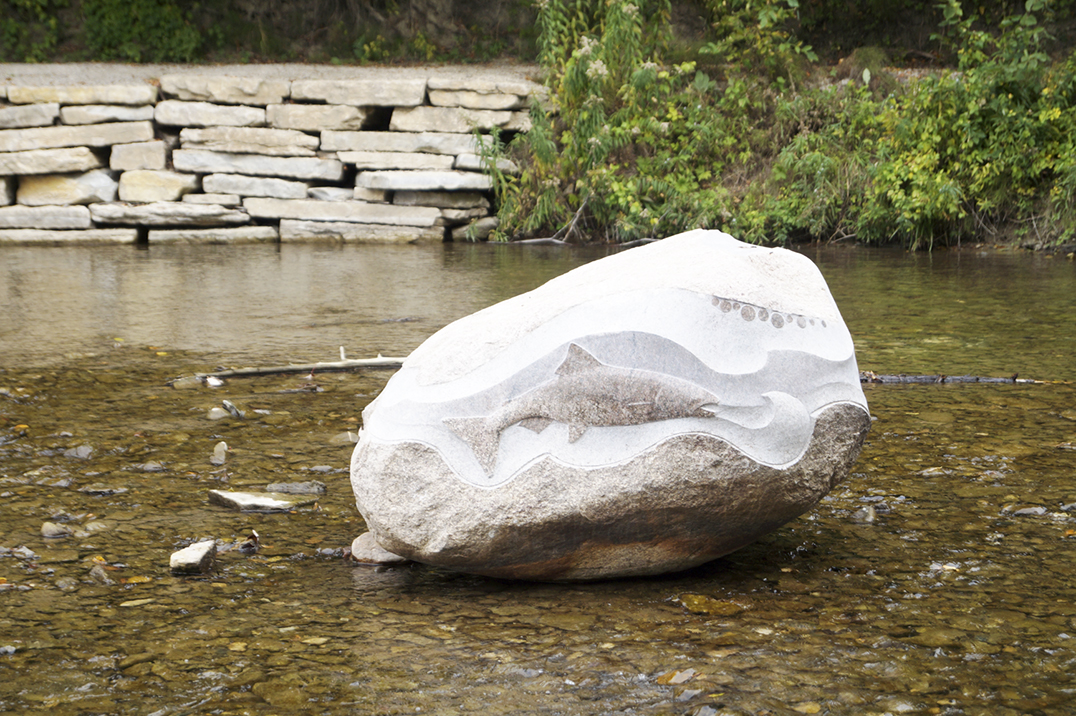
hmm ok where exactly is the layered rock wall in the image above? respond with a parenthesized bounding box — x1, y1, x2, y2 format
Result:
(0, 72, 539, 244)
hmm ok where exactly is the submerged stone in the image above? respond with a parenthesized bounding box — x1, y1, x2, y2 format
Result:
(170, 540, 216, 574)
(350, 230, 870, 580)
(207, 490, 319, 512)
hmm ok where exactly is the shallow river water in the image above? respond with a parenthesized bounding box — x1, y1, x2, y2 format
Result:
(1, 242, 1074, 716)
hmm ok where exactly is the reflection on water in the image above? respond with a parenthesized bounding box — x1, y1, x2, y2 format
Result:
(1, 243, 1075, 714)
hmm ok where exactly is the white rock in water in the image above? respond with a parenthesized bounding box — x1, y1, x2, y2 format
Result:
(150, 226, 277, 244)
(210, 440, 228, 465)
(207, 489, 319, 512)
(278, 219, 443, 243)
(170, 540, 216, 574)
(350, 230, 871, 581)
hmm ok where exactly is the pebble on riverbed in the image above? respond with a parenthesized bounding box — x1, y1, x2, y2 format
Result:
(40, 521, 73, 539)
(169, 540, 216, 574)
(265, 480, 327, 495)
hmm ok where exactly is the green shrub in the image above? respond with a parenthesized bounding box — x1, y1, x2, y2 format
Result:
(0, 0, 64, 62)
(82, 0, 203, 62)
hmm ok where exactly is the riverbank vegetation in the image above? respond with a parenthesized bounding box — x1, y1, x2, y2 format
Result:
(485, 0, 1076, 248)
(2, 0, 1075, 248)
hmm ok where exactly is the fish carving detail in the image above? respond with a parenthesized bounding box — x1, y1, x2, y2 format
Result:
(443, 344, 720, 475)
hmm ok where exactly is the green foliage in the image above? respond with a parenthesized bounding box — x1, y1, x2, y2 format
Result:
(0, 0, 64, 62)
(82, 0, 203, 62)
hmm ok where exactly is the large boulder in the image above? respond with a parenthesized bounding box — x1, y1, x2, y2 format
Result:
(350, 230, 870, 580)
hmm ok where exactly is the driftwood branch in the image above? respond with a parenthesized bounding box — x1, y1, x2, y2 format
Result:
(860, 371, 1042, 384)
(169, 353, 406, 386)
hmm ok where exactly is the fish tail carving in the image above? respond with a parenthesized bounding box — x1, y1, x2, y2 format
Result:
(442, 416, 500, 475)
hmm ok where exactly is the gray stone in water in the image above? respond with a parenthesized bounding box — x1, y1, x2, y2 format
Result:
(350, 532, 409, 565)
(265, 480, 327, 495)
(208, 489, 320, 512)
(170, 540, 216, 574)
(350, 230, 871, 580)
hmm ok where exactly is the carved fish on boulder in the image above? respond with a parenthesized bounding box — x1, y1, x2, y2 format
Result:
(350, 229, 870, 580)
(443, 343, 720, 475)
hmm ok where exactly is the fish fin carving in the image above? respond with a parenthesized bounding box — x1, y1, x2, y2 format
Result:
(442, 416, 499, 476)
(567, 424, 587, 443)
(518, 417, 554, 433)
(555, 343, 603, 377)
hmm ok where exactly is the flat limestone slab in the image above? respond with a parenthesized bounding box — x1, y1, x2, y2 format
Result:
(321, 130, 479, 155)
(390, 106, 513, 133)
(455, 153, 520, 174)
(428, 89, 525, 110)
(17, 169, 118, 206)
(110, 141, 166, 171)
(173, 150, 344, 181)
(155, 101, 266, 128)
(279, 219, 443, 243)
(0, 204, 91, 229)
(90, 201, 250, 227)
(427, 77, 543, 96)
(0, 147, 103, 175)
(267, 103, 369, 131)
(0, 103, 59, 129)
(356, 170, 492, 192)
(393, 190, 490, 209)
(170, 540, 216, 574)
(308, 186, 354, 201)
(6, 84, 158, 106)
(291, 78, 427, 107)
(338, 151, 455, 171)
(208, 489, 319, 512)
(203, 173, 309, 199)
(118, 170, 200, 202)
(179, 126, 320, 157)
(59, 105, 155, 125)
(160, 74, 290, 106)
(0, 121, 154, 153)
(182, 192, 240, 205)
(244, 197, 440, 227)
(0, 228, 137, 244)
(149, 226, 278, 244)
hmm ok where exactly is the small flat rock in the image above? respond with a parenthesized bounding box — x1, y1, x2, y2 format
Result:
(78, 484, 130, 495)
(350, 532, 409, 565)
(208, 489, 319, 512)
(63, 445, 94, 459)
(0, 147, 103, 176)
(679, 594, 745, 616)
(170, 540, 217, 575)
(265, 480, 327, 495)
(41, 521, 73, 539)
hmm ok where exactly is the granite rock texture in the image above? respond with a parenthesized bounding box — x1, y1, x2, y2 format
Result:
(350, 230, 871, 580)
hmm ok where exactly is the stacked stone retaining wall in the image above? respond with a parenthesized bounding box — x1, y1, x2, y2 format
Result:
(0, 71, 541, 245)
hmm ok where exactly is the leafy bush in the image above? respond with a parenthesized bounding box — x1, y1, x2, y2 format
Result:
(0, 0, 64, 62)
(82, 0, 203, 62)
